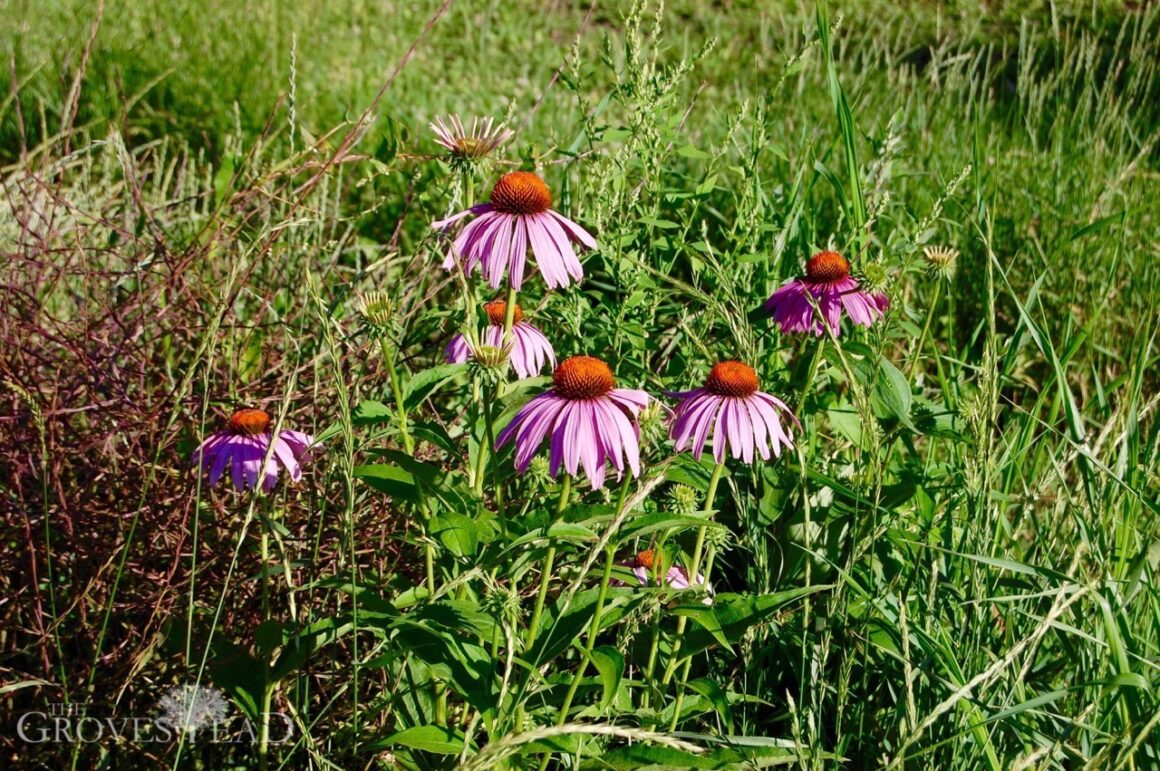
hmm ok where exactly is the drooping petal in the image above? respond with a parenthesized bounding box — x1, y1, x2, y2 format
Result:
(548, 210, 598, 249)
(444, 333, 471, 364)
(430, 204, 491, 232)
(272, 436, 302, 482)
(537, 212, 585, 283)
(525, 214, 567, 289)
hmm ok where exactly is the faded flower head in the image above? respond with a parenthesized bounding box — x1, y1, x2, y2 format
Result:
(923, 244, 959, 281)
(430, 114, 513, 167)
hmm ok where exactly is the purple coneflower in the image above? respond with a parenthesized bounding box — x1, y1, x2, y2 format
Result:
(432, 171, 597, 290)
(765, 250, 888, 336)
(669, 361, 797, 464)
(429, 114, 513, 162)
(495, 355, 648, 489)
(444, 299, 555, 378)
(192, 408, 314, 492)
(629, 550, 713, 604)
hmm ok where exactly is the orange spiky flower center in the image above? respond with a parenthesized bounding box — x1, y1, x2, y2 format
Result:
(553, 355, 615, 400)
(483, 299, 523, 326)
(805, 250, 851, 283)
(635, 549, 656, 570)
(490, 171, 551, 215)
(229, 408, 271, 435)
(705, 361, 760, 398)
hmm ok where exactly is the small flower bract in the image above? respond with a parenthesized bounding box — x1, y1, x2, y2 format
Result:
(432, 171, 597, 290)
(765, 250, 888, 336)
(495, 355, 648, 489)
(669, 361, 797, 464)
(192, 408, 314, 492)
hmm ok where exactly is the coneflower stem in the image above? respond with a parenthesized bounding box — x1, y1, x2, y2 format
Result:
(379, 337, 414, 455)
(525, 475, 571, 651)
(539, 544, 616, 771)
(550, 479, 630, 728)
(378, 336, 436, 598)
(907, 279, 943, 383)
(668, 542, 721, 731)
(795, 339, 824, 416)
(661, 461, 724, 689)
(258, 526, 273, 770)
(502, 284, 518, 345)
(513, 474, 570, 730)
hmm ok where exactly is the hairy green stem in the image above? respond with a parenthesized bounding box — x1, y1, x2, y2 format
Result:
(661, 461, 724, 688)
(258, 527, 273, 770)
(907, 279, 943, 382)
(513, 475, 571, 730)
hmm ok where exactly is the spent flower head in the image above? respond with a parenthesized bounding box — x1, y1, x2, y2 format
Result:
(429, 114, 513, 170)
(923, 244, 959, 281)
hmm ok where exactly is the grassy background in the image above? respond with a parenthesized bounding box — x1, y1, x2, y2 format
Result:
(2, 0, 1157, 768)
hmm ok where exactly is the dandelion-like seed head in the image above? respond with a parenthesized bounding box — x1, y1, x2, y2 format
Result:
(707, 525, 734, 551)
(923, 244, 959, 280)
(552, 355, 615, 400)
(490, 171, 551, 215)
(705, 361, 760, 398)
(483, 298, 523, 326)
(637, 400, 667, 447)
(805, 250, 851, 283)
(481, 584, 521, 623)
(228, 408, 270, 435)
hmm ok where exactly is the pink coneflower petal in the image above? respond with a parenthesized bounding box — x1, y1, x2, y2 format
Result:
(432, 173, 595, 290)
(444, 302, 555, 379)
(192, 410, 316, 492)
(668, 362, 795, 466)
(496, 356, 648, 489)
(766, 251, 887, 336)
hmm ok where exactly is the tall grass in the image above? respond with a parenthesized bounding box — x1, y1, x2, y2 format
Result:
(1, 0, 1157, 768)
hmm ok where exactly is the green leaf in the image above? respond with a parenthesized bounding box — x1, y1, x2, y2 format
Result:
(588, 646, 624, 711)
(372, 725, 467, 755)
(872, 356, 917, 431)
(404, 363, 466, 411)
(431, 511, 480, 557)
(351, 399, 396, 425)
(353, 463, 420, 502)
(619, 513, 727, 542)
(682, 587, 831, 656)
(673, 604, 732, 652)
(687, 678, 733, 732)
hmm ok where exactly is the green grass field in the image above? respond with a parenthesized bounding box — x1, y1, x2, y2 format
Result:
(2, 1, 1158, 768)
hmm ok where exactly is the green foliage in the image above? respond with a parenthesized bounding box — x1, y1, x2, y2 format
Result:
(3, 0, 1158, 769)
